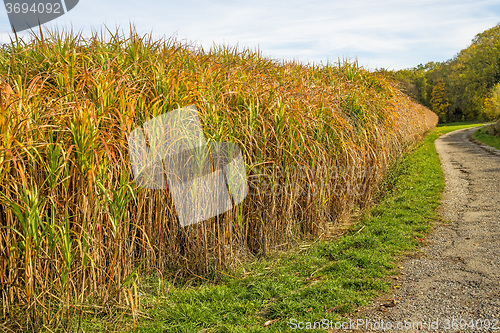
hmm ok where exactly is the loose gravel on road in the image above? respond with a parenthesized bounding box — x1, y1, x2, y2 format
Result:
(354, 127, 500, 332)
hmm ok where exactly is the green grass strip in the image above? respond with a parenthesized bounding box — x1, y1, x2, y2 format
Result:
(79, 123, 482, 333)
(472, 125, 500, 150)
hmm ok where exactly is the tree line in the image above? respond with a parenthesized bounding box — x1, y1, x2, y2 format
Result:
(385, 24, 500, 124)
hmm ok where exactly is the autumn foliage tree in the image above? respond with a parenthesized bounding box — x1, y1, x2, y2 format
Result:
(430, 80, 451, 122)
(390, 24, 500, 123)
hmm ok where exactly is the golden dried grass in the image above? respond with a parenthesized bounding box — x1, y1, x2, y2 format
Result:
(0, 29, 437, 329)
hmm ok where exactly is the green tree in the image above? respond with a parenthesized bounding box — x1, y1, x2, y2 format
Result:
(390, 24, 500, 122)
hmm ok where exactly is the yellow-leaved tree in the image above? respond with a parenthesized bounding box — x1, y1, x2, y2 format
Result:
(430, 80, 451, 122)
(483, 82, 500, 135)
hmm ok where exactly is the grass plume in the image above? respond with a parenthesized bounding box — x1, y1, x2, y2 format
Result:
(0, 28, 437, 330)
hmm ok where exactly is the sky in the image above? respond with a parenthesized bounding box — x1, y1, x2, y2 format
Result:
(0, 0, 499, 70)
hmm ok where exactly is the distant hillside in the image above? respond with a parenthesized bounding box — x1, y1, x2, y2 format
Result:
(391, 24, 500, 123)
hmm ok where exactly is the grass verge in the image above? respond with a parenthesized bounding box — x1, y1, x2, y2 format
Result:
(78, 123, 481, 333)
(437, 121, 486, 128)
(472, 125, 500, 150)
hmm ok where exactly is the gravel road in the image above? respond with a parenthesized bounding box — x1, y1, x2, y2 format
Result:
(354, 127, 500, 332)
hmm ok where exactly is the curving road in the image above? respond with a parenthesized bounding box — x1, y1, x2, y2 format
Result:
(356, 127, 500, 332)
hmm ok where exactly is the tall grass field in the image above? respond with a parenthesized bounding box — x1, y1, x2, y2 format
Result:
(0, 29, 437, 330)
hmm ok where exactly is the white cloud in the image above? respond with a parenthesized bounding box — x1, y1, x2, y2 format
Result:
(0, 0, 499, 69)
